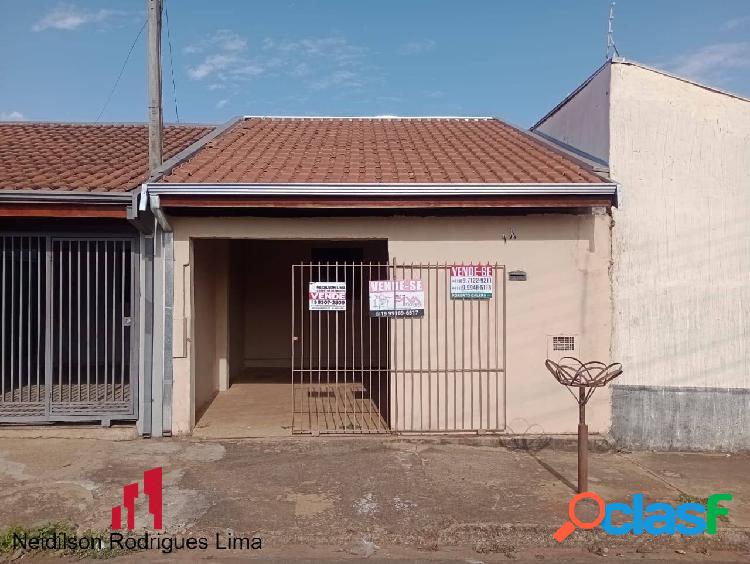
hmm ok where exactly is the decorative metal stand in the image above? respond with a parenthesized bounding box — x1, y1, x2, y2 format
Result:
(545, 357, 623, 493)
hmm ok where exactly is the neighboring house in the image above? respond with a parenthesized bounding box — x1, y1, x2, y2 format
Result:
(0, 122, 216, 424)
(0, 117, 617, 438)
(534, 58, 750, 451)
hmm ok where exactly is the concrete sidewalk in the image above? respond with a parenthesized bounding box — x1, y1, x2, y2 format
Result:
(0, 434, 748, 561)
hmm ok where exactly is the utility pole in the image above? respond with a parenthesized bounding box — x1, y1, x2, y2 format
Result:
(147, 0, 163, 174)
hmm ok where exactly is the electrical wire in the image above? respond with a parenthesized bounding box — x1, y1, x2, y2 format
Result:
(95, 19, 147, 122)
(164, 0, 180, 123)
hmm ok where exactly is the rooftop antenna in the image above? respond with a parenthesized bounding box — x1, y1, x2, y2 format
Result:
(606, 1, 620, 61)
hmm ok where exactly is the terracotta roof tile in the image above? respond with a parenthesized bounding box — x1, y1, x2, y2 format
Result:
(162, 117, 603, 185)
(0, 123, 213, 192)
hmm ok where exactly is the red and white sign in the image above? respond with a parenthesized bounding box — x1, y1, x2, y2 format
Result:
(369, 279, 424, 317)
(451, 264, 493, 299)
(309, 281, 347, 311)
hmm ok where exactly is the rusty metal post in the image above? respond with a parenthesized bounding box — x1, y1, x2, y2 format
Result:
(545, 357, 622, 495)
(578, 386, 587, 493)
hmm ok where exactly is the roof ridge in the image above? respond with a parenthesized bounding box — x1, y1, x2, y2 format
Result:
(0, 121, 215, 127)
(242, 115, 495, 121)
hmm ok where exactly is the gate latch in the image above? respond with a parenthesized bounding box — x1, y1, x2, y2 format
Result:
(123, 317, 132, 327)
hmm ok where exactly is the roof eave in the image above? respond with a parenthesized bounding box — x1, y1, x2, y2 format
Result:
(0, 189, 134, 218)
(0, 189, 132, 203)
(147, 182, 617, 196)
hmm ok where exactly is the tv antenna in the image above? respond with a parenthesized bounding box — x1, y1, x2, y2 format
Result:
(606, 1, 620, 61)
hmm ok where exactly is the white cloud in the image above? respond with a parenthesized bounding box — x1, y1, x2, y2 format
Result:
(216, 99, 228, 109)
(723, 15, 750, 31)
(290, 62, 312, 77)
(1, 111, 25, 121)
(401, 39, 436, 55)
(274, 37, 366, 64)
(665, 42, 750, 85)
(309, 69, 361, 91)
(186, 30, 266, 82)
(186, 30, 372, 93)
(188, 53, 239, 80)
(32, 3, 123, 32)
(184, 30, 247, 55)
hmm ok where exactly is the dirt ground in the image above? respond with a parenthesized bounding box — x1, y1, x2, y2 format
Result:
(0, 433, 748, 562)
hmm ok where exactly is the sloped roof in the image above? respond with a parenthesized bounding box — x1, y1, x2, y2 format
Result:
(161, 117, 604, 185)
(0, 122, 213, 192)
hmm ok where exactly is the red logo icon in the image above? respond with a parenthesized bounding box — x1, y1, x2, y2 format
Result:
(111, 467, 163, 530)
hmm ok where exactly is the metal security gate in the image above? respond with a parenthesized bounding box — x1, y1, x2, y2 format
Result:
(292, 262, 506, 434)
(0, 235, 137, 423)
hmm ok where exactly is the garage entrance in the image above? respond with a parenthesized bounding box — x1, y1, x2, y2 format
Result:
(1, 234, 137, 423)
(192, 239, 507, 437)
(191, 239, 388, 438)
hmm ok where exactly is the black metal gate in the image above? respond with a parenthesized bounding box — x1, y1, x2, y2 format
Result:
(291, 262, 506, 434)
(0, 235, 138, 423)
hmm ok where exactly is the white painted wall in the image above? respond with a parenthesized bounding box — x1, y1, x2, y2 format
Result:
(534, 64, 611, 164)
(609, 62, 750, 389)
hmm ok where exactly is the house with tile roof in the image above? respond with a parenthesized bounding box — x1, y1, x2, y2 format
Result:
(0, 115, 617, 438)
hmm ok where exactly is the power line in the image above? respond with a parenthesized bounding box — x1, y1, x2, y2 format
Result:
(164, 0, 180, 123)
(95, 19, 147, 122)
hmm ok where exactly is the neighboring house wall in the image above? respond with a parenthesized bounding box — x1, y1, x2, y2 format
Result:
(168, 213, 611, 436)
(609, 63, 750, 451)
(536, 60, 750, 451)
(534, 63, 610, 164)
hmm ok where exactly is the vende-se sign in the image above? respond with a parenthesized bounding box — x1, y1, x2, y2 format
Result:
(309, 281, 347, 311)
(369, 279, 424, 318)
(450, 264, 493, 299)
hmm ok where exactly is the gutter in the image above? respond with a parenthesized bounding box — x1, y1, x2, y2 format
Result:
(145, 182, 617, 197)
(0, 190, 133, 203)
(149, 193, 172, 231)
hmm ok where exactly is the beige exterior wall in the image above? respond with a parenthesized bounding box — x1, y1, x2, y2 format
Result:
(608, 63, 750, 389)
(169, 214, 612, 436)
(191, 239, 230, 416)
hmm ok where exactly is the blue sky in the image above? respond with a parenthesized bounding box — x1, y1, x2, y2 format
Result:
(1, 1, 749, 127)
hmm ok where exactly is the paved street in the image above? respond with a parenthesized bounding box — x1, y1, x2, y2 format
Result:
(0, 433, 748, 561)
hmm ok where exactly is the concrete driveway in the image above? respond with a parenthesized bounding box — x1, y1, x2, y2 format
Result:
(0, 433, 748, 561)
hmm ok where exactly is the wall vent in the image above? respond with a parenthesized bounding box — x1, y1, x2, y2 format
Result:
(552, 336, 575, 352)
(547, 334, 580, 363)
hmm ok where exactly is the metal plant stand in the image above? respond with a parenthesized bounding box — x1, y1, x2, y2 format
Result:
(544, 357, 623, 493)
